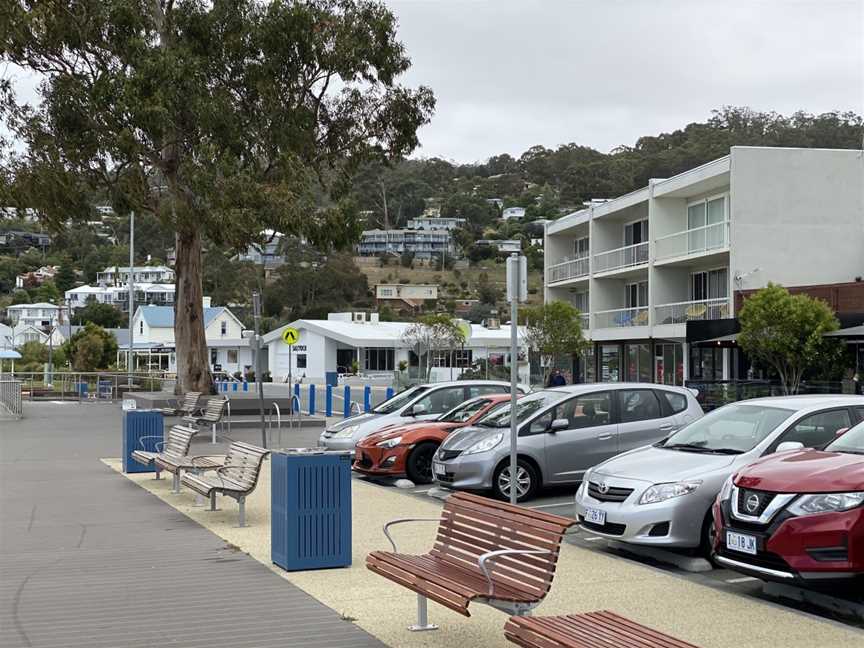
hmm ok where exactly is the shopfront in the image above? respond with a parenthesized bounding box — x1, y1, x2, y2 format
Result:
(576, 340, 686, 386)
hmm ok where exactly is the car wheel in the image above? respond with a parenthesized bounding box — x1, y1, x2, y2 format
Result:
(405, 441, 438, 485)
(492, 459, 539, 503)
(701, 509, 718, 562)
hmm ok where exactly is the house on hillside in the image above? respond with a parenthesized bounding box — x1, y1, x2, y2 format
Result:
(375, 284, 438, 313)
(501, 207, 526, 221)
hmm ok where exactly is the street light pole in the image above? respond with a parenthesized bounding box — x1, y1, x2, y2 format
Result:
(252, 291, 267, 448)
(127, 211, 135, 385)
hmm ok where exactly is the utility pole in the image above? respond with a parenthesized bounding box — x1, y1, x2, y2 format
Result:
(127, 211, 135, 385)
(252, 291, 267, 448)
(506, 253, 527, 505)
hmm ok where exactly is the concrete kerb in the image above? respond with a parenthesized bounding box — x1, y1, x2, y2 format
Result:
(104, 459, 864, 648)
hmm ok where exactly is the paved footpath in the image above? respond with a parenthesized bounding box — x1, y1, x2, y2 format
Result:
(0, 402, 385, 648)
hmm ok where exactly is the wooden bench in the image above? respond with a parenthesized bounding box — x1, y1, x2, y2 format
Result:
(155, 452, 226, 495)
(130, 425, 198, 482)
(183, 396, 228, 443)
(159, 391, 202, 417)
(180, 442, 270, 527)
(367, 491, 575, 631)
(504, 610, 700, 648)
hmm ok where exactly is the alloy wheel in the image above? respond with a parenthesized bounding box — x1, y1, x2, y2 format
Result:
(497, 465, 531, 500)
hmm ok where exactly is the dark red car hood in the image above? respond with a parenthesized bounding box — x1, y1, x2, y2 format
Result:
(357, 421, 461, 447)
(736, 449, 864, 493)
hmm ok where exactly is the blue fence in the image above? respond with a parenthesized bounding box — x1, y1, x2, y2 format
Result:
(217, 382, 397, 418)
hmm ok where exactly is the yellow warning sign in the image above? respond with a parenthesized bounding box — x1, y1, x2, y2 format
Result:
(281, 327, 300, 345)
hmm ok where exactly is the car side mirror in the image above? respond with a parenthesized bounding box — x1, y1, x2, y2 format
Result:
(776, 441, 805, 453)
(835, 427, 850, 437)
(408, 403, 428, 416)
(549, 418, 570, 433)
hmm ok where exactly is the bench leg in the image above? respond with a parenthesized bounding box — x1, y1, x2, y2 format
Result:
(208, 491, 219, 511)
(154, 467, 162, 480)
(211, 423, 216, 444)
(237, 497, 246, 528)
(408, 594, 438, 632)
(191, 469, 205, 507)
(171, 472, 181, 494)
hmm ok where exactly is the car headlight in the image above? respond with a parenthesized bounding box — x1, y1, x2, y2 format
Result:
(787, 492, 864, 516)
(463, 433, 504, 455)
(639, 481, 702, 505)
(718, 474, 735, 502)
(576, 469, 591, 498)
(376, 436, 402, 449)
(333, 425, 359, 439)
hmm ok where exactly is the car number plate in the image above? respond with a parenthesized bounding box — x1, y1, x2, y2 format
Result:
(726, 531, 757, 555)
(433, 462, 446, 477)
(584, 507, 606, 525)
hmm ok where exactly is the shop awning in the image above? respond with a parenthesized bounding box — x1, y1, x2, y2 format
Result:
(0, 349, 22, 359)
(826, 325, 864, 337)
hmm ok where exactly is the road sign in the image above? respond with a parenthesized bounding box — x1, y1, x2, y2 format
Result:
(282, 327, 300, 345)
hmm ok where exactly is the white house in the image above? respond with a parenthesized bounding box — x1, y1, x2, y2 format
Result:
(121, 305, 253, 375)
(96, 265, 174, 286)
(357, 229, 454, 258)
(65, 283, 175, 313)
(7, 303, 69, 329)
(501, 206, 526, 221)
(375, 283, 438, 310)
(405, 217, 466, 231)
(263, 311, 529, 384)
(544, 145, 864, 386)
(476, 239, 522, 253)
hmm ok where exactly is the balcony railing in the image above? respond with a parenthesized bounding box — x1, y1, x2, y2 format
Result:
(655, 298, 730, 325)
(579, 313, 590, 330)
(548, 256, 590, 283)
(593, 242, 649, 273)
(593, 306, 649, 329)
(655, 221, 729, 261)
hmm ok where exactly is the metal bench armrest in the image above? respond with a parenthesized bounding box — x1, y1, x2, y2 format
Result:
(189, 454, 226, 470)
(382, 518, 441, 552)
(477, 549, 553, 597)
(137, 435, 164, 450)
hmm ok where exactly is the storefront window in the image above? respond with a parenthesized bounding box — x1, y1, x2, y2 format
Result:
(655, 343, 684, 385)
(689, 346, 723, 380)
(600, 344, 621, 382)
(364, 348, 395, 371)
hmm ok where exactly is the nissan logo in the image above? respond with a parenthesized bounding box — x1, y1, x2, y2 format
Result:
(598, 483, 610, 494)
(745, 494, 760, 514)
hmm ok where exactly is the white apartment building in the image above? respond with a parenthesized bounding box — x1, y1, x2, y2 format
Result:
(502, 206, 526, 220)
(544, 146, 864, 386)
(66, 283, 175, 312)
(96, 265, 175, 286)
(375, 284, 439, 310)
(476, 239, 522, 253)
(356, 229, 454, 258)
(405, 216, 466, 231)
(7, 303, 69, 329)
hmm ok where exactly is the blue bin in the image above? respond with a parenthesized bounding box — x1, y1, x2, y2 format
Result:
(271, 450, 352, 571)
(75, 382, 88, 397)
(98, 380, 112, 399)
(122, 410, 164, 473)
(325, 371, 338, 387)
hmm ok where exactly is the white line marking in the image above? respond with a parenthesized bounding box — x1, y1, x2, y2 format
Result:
(412, 488, 432, 493)
(528, 502, 573, 509)
(725, 576, 759, 583)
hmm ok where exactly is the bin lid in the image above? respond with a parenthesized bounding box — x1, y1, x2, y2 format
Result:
(275, 447, 352, 456)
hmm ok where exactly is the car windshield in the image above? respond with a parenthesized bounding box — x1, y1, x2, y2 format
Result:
(372, 386, 429, 414)
(439, 397, 491, 423)
(825, 421, 864, 454)
(477, 391, 567, 429)
(659, 403, 794, 454)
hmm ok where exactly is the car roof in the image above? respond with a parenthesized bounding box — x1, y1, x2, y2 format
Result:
(419, 380, 510, 387)
(543, 382, 691, 394)
(730, 394, 864, 411)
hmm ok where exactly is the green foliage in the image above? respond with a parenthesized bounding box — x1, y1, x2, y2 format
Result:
(54, 259, 77, 293)
(401, 313, 465, 381)
(32, 281, 60, 303)
(63, 323, 118, 372)
(399, 251, 414, 268)
(737, 284, 841, 394)
(476, 273, 502, 304)
(16, 340, 67, 372)
(72, 298, 127, 329)
(11, 288, 30, 305)
(520, 301, 588, 384)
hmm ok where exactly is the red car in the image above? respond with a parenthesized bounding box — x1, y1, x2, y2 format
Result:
(353, 393, 512, 484)
(713, 421, 864, 582)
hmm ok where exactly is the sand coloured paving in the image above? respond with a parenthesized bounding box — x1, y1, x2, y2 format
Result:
(105, 458, 864, 648)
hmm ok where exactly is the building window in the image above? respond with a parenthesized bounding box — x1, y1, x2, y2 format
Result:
(655, 343, 684, 386)
(364, 348, 395, 371)
(139, 321, 144, 335)
(227, 349, 238, 364)
(624, 219, 649, 246)
(625, 281, 648, 309)
(574, 236, 589, 259)
(296, 354, 307, 369)
(599, 344, 621, 382)
(625, 343, 652, 383)
(690, 268, 728, 301)
(210, 349, 218, 365)
(220, 321, 227, 335)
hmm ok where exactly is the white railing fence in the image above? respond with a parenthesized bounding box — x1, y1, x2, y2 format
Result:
(593, 307, 649, 329)
(0, 379, 23, 418)
(548, 256, 590, 283)
(655, 298, 730, 325)
(655, 221, 729, 261)
(593, 242, 649, 273)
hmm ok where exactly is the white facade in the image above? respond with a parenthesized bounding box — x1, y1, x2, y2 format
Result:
(264, 312, 529, 384)
(544, 146, 864, 384)
(96, 265, 174, 286)
(502, 207, 526, 220)
(375, 284, 439, 301)
(405, 217, 466, 231)
(66, 283, 175, 312)
(357, 229, 454, 258)
(477, 239, 522, 253)
(7, 303, 68, 328)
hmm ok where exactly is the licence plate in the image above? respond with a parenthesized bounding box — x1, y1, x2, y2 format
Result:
(433, 462, 446, 477)
(584, 507, 606, 525)
(726, 531, 758, 555)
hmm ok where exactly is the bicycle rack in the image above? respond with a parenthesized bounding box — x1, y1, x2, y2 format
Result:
(349, 400, 362, 416)
(268, 401, 282, 448)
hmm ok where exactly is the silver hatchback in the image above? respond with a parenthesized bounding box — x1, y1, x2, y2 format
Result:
(433, 383, 702, 502)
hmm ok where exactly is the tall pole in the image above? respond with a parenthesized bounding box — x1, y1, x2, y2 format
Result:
(127, 211, 135, 385)
(508, 253, 519, 505)
(252, 291, 267, 447)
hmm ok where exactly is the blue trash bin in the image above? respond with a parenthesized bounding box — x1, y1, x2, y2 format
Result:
(325, 371, 338, 387)
(271, 450, 352, 571)
(75, 382, 88, 397)
(122, 410, 164, 473)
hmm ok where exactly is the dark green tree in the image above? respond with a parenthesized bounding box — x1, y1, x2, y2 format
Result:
(54, 258, 77, 293)
(3, 0, 434, 392)
(63, 323, 118, 371)
(72, 298, 127, 329)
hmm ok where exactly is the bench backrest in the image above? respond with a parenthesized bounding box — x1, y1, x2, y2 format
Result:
(199, 397, 227, 422)
(221, 442, 269, 491)
(432, 492, 574, 602)
(180, 391, 202, 415)
(164, 426, 197, 458)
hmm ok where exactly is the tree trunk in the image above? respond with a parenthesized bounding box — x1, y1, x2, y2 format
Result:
(174, 229, 212, 394)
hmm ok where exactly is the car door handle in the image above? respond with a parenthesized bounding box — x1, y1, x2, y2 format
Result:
(659, 424, 677, 432)
(597, 434, 614, 441)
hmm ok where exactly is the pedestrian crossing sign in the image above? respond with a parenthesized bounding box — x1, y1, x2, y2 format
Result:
(282, 327, 300, 345)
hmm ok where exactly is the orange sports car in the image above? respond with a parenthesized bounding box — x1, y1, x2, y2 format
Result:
(353, 393, 512, 484)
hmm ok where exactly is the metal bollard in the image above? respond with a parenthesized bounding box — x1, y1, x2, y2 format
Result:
(326, 385, 333, 417)
(343, 385, 350, 418)
(386, 387, 394, 400)
(363, 385, 371, 412)
(308, 384, 316, 416)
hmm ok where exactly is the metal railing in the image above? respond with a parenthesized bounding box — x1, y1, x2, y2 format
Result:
(593, 241, 649, 273)
(11, 371, 170, 402)
(686, 379, 856, 411)
(547, 256, 590, 283)
(655, 221, 729, 261)
(655, 298, 730, 325)
(0, 379, 23, 418)
(593, 306, 649, 329)
(579, 313, 590, 330)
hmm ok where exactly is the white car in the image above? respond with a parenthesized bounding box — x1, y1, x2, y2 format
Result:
(319, 380, 527, 452)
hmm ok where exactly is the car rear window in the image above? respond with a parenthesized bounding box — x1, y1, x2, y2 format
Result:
(660, 390, 687, 414)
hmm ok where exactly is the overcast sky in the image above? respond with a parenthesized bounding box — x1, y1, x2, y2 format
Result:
(386, 0, 864, 163)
